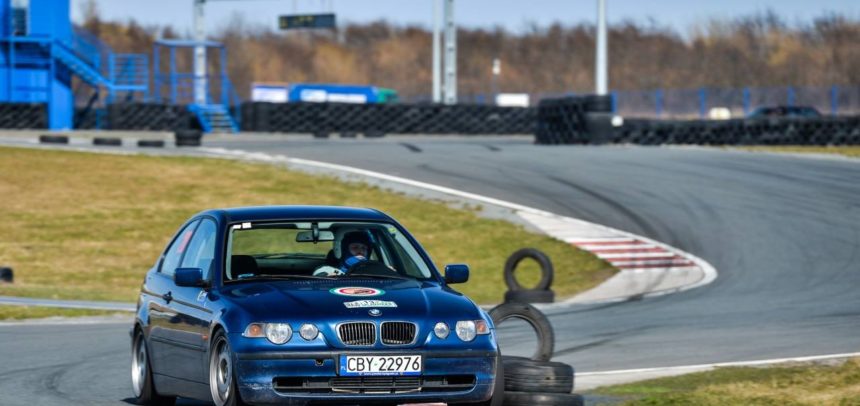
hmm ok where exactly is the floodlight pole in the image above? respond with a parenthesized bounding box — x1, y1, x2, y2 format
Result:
(432, 0, 442, 103)
(193, 0, 208, 105)
(443, 0, 456, 105)
(595, 0, 608, 95)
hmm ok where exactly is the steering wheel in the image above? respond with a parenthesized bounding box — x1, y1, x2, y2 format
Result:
(347, 260, 397, 276)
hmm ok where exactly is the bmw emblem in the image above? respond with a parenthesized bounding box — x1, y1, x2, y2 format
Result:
(368, 309, 382, 317)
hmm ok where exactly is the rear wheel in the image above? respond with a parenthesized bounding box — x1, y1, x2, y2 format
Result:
(131, 330, 176, 405)
(209, 333, 246, 406)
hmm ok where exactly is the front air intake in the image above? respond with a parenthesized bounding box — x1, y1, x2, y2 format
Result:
(337, 322, 376, 346)
(380, 322, 417, 345)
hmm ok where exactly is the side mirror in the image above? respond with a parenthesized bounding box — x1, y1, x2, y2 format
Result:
(175, 268, 205, 287)
(444, 264, 469, 284)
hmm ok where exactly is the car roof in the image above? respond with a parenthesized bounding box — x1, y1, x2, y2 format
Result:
(198, 205, 392, 223)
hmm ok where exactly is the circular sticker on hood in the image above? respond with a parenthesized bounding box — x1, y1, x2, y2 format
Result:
(329, 287, 385, 297)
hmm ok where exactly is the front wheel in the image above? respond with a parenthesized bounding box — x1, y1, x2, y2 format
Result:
(209, 333, 246, 406)
(131, 329, 176, 405)
(452, 353, 504, 406)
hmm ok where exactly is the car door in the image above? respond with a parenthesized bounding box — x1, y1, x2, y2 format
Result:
(147, 219, 199, 378)
(168, 217, 219, 384)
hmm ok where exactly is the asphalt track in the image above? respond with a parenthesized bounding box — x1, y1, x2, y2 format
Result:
(1, 135, 859, 404)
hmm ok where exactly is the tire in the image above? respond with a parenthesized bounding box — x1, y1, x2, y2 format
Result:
(313, 131, 330, 139)
(504, 248, 553, 291)
(137, 140, 166, 148)
(131, 329, 176, 405)
(93, 137, 122, 146)
(504, 289, 555, 304)
(503, 391, 583, 406)
(489, 303, 554, 362)
(209, 333, 246, 406)
(503, 356, 573, 394)
(175, 130, 202, 147)
(39, 135, 69, 144)
(339, 131, 358, 138)
(0, 267, 12, 283)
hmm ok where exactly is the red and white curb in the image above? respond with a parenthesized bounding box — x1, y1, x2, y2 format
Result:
(198, 147, 718, 304)
(517, 212, 717, 305)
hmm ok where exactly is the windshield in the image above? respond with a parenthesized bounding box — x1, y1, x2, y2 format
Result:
(224, 221, 435, 282)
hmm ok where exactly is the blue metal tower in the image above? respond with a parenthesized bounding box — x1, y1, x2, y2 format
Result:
(0, 0, 149, 129)
(153, 39, 240, 133)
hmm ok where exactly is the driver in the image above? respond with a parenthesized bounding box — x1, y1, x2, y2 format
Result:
(314, 231, 373, 277)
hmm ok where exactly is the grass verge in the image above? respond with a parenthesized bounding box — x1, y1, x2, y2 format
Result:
(0, 146, 614, 306)
(593, 358, 860, 405)
(0, 305, 119, 320)
(737, 146, 860, 158)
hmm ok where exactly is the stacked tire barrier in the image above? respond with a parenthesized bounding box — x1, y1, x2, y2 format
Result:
(241, 102, 536, 135)
(0, 103, 48, 129)
(489, 302, 583, 406)
(504, 248, 555, 304)
(536, 95, 860, 145)
(615, 116, 860, 146)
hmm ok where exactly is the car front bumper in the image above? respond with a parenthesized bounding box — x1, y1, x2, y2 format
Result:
(234, 348, 499, 405)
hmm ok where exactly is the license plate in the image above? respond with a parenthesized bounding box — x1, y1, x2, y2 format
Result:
(339, 355, 423, 376)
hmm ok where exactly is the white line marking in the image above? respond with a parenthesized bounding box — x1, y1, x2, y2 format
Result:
(578, 352, 860, 377)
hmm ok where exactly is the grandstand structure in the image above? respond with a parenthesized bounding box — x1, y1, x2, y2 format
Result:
(0, 0, 238, 132)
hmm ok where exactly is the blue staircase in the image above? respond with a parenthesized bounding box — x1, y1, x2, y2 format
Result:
(189, 104, 239, 133)
(53, 27, 149, 102)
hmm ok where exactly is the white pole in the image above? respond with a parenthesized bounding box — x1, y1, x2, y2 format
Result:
(193, 0, 208, 105)
(595, 0, 608, 95)
(443, 0, 456, 105)
(432, 0, 441, 103)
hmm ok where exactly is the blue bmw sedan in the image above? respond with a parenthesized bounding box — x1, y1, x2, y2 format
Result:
(131, 206, 502, 406)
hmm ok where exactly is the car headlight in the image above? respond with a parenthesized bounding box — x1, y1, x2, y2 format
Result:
(434, 322, 450, 339)
(455, 320, 490, 342)
(299, 323, 319, 341)
(456, 320, 476, 341)
(264, 323, 292, 345)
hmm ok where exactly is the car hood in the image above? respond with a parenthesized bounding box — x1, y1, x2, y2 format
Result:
(219, 278, 482, 325)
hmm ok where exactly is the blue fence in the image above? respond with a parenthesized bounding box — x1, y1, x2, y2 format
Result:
(612, 85, 860, 118)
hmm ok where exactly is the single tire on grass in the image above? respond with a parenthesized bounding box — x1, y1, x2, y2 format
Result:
(93, 137, 122, 146)
(0, 267, 12, 283)
(502, 391, 584, 406)
(503, 356, 574, 394)
(504, 248, 554, 291)
(137, 140, 166, 148)
(39, 135, 69, 144)
(489, 302, 554, 362)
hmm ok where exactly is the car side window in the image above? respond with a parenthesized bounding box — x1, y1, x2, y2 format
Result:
(160, 220, 200, 277)
(180, 219, 218, 280)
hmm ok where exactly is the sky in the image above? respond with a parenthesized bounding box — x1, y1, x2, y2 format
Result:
(71, 0, 860, 36)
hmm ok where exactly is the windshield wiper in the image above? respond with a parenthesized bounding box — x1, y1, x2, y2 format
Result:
(347, 273, 410, 280)
(232, 274, 333, 282)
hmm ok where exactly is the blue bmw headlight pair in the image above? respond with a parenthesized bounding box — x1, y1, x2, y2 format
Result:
(243, 323, 320, 344)
(435, 320, 489, 342)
